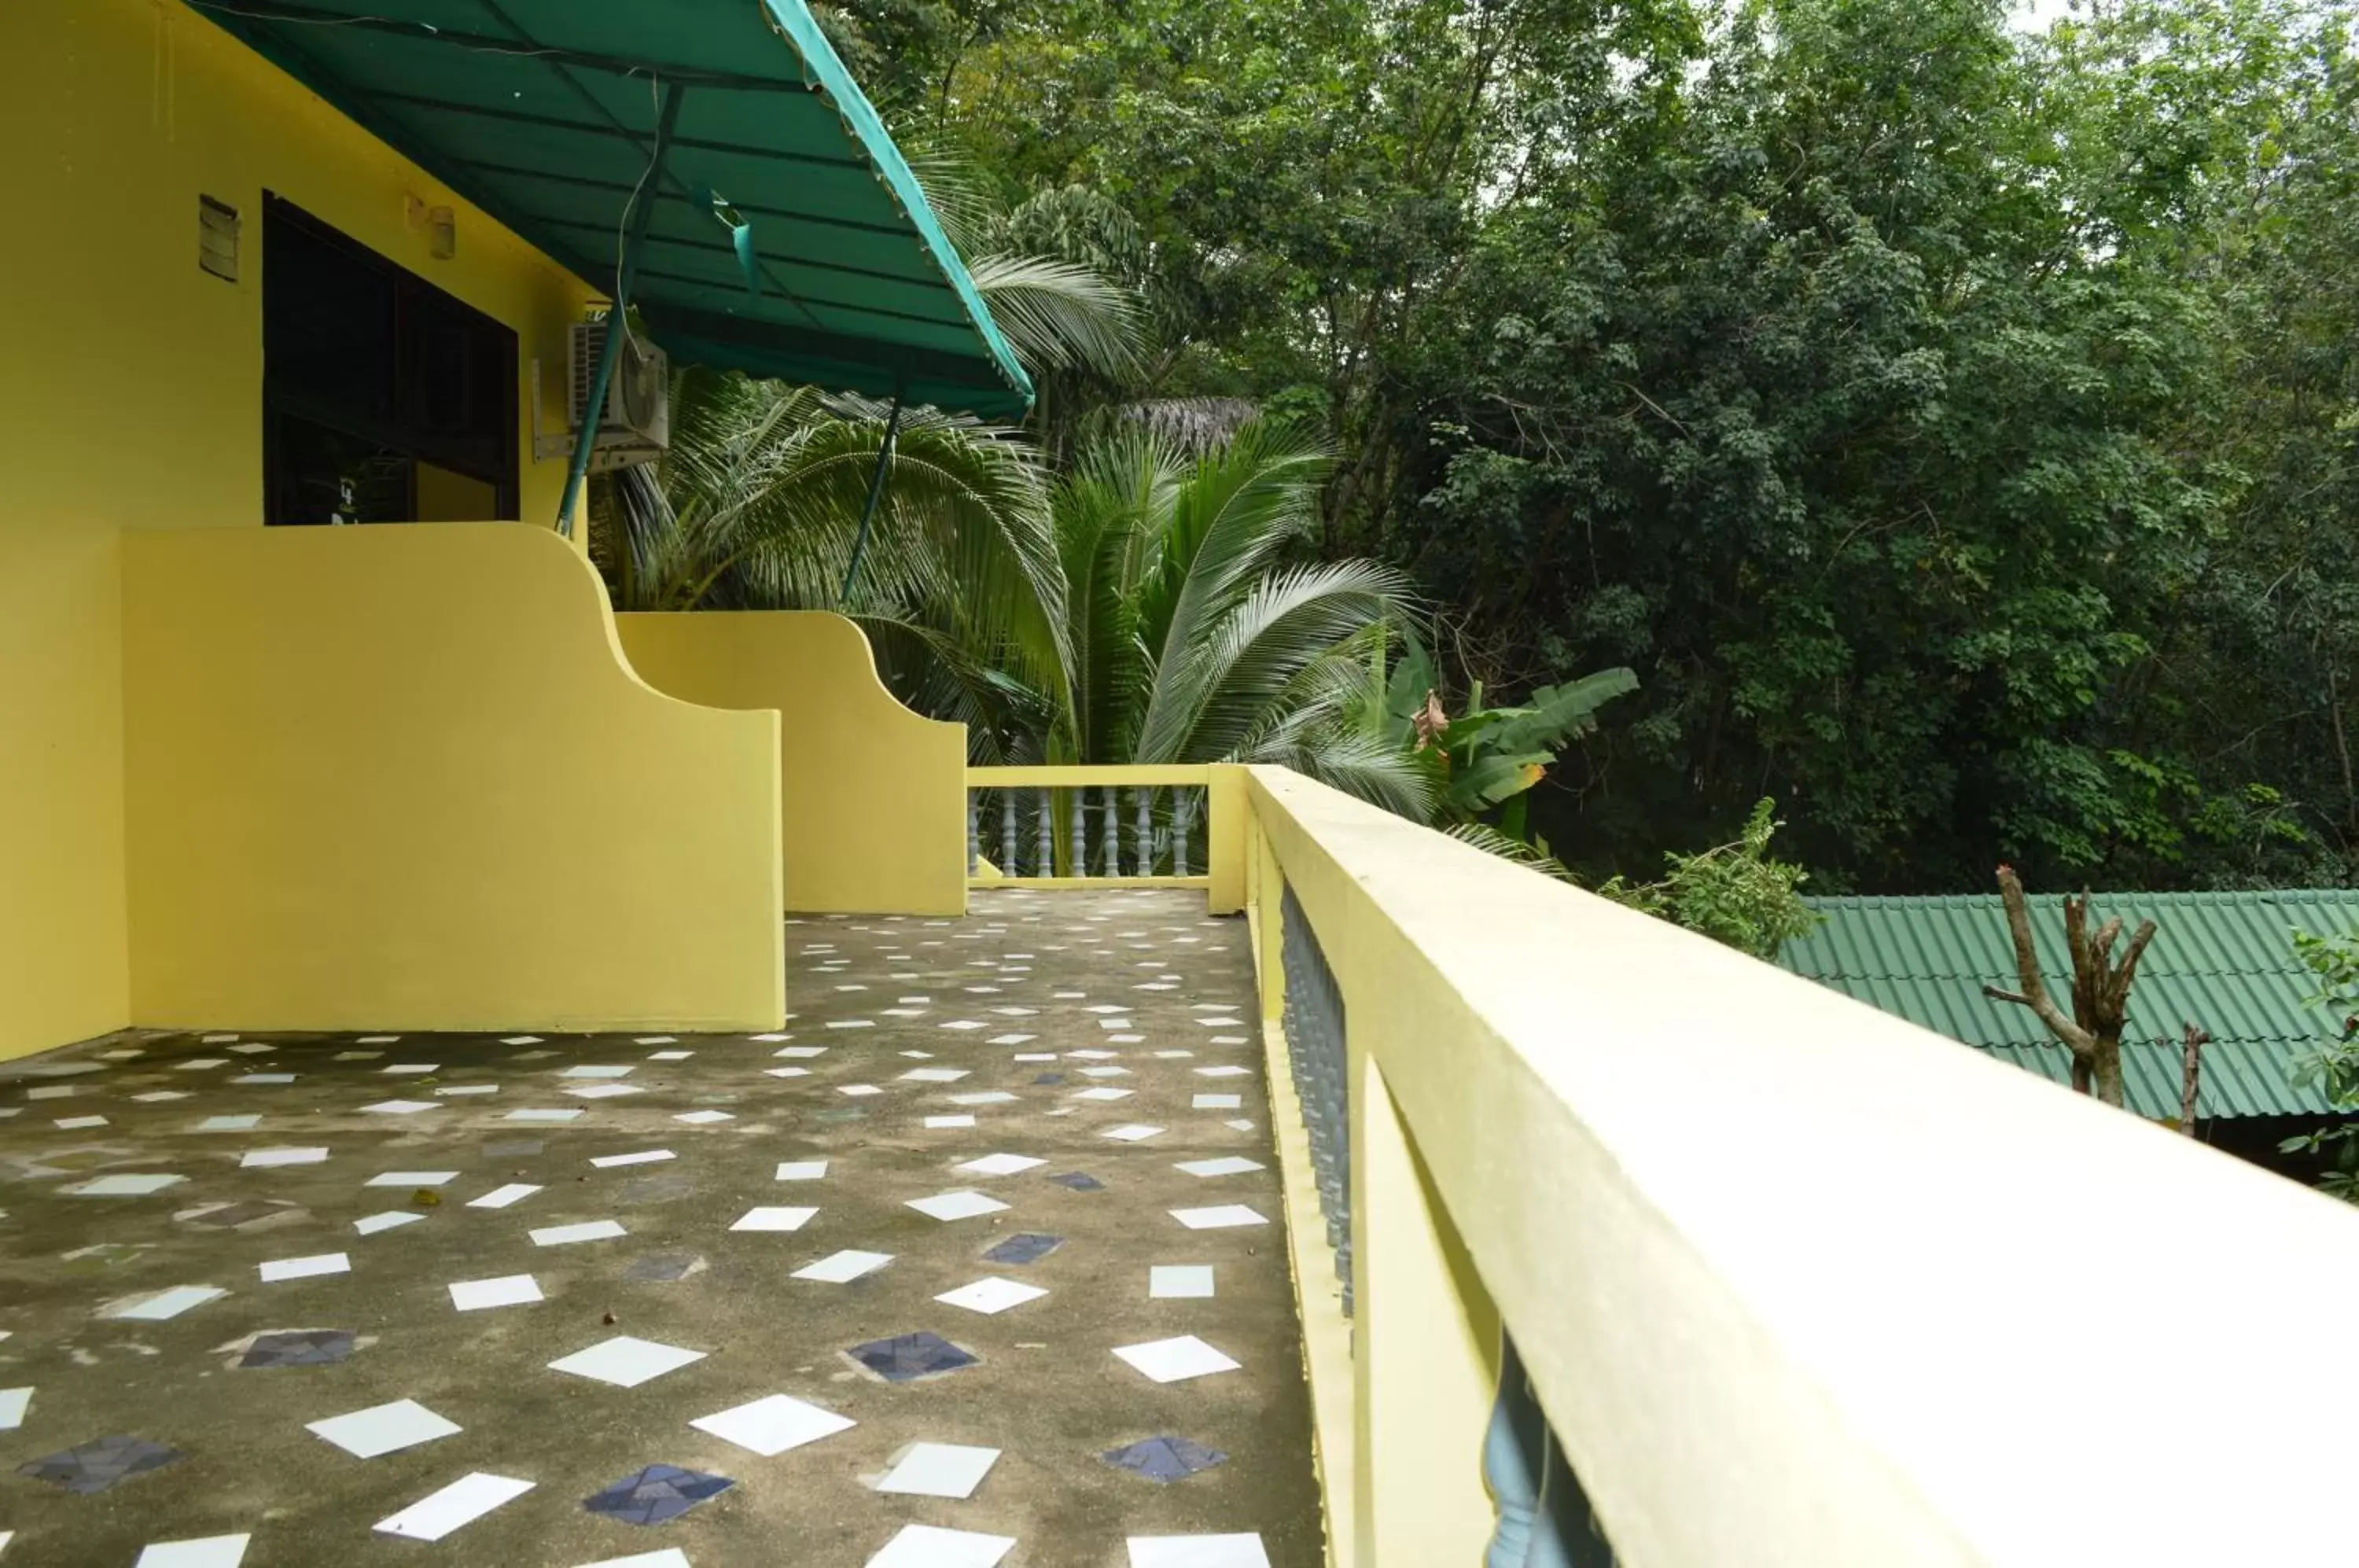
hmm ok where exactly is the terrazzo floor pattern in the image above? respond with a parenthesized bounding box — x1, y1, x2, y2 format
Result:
(0, 889, 1322, 1567)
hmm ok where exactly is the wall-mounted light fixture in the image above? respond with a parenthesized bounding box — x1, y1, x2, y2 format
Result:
(405, 193, 456, 260)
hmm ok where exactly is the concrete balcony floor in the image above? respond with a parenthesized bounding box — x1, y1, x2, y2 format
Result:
(0, 890, 1321, 1566)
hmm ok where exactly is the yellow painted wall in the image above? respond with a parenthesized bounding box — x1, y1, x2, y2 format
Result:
(1242, 764, 2359, 1565)
(2, 2, 609, 1066)
(616, 612, 969, 916)
(123, 525, 783, 1032)
(0, 0, 598, 1058)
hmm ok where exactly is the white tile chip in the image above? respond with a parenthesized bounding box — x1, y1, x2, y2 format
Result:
(1175, 1157, 1266, 1178)
(359, 1099, 440, 1115)
(1192, 1094, 1243, 1110)
(867, 1525, 1017, 1568)
(775, 1160, 828, 1181)
(923, 1114, 977, 1129)
(837, 1084, 884, 1098)
(355, 1211, 425, 1235)
(1112, 1334, 1241, 1384)
(954, 1153, 1045, 1177)
(673, 1109, 735, 1124)
(67, 1173, 186, 1195)
(531, 1220, 626, 1246)
(1194, 1065, 1253, 1078)
(1169, 1204, 1270, 1230)
(505, 1107, 584, 1121)
(934, 1276, 1047, 1315)
(103, 1286, 226, 1321)
(792, 1249, 893, 1283)
(1101, 1124, 1165, 1142)
(731, 1205, 818, 1232)
(467, 1183, 542, 1209)
(307, 1398, 460, 1458)
(945, 1091, 1019, 1106)
(0, 1386, 32, 1430)
(239, 1146, 330, 1167)
(900, 1066, 971, 1083)
(547, 1335, 706, 1388)
(573, 1553, 690, 1568)
(1127, 1536, 1272, 1568)
(134, 1536, 251, 1568)
(435, 1084, 499, 1096)
(563, 1083, 645, 1099)
(561, 1065, 635, 1079)
(449, 1274, 543, 1311)
(589, 1150, 674, 1169)
(690, 1393, 855, 1457)
(874, 1442, 1001, 1500)
(1151, 1264, 1216, 1298)
(1068, 1087, 1133, 1102)
(366, 1171, 459, 1187)
(372, 1472, 534, 1542)
(905, 1190, 1010, 1222)
(259, 1252, 350, 1283)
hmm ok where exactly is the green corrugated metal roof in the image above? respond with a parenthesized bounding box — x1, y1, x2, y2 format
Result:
(1779, 889, 2359, 1119)
(186, 0, 1032, 417)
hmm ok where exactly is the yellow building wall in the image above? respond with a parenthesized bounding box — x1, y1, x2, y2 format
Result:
(616, 612, 970, 916)
(123, 525, 784, 1032)
(0, 0, 598, 1059)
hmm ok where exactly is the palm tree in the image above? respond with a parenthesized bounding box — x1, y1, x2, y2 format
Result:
(1036, 422, 1430, 815)
(598, 367, 1069, 742)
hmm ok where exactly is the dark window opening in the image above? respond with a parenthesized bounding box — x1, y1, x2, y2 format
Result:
(263, 196, 518, 525)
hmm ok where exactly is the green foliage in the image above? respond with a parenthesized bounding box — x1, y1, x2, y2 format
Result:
(2280, 928, 2359, 1200)
(1029, 424, 1429, 811)
(592, 367, 1069, 749)
(1379, 642, 1636, 840)
(1596, 801, 1822, 961)
(835, 0, 2359, 896)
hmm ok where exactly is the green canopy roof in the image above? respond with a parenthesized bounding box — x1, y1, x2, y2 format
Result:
(186, 0, 1033, 418)
(1780, 889, 2359, 1119)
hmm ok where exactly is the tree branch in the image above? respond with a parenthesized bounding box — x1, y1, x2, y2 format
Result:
(2179, 1022, 2209, 1135)
(2111, 919, 2160, 1012)
(1996, 866, 2095, 1057)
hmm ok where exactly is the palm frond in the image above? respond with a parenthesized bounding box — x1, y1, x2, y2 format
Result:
(967, 252, 1146, 378)
(1111, 397, 1264, 454)
(1443, 822, 1580, 882)
(1241, 727, 1436, 819)
(1133, 423, 1333, 692)
(1137, 560, 1412, 763)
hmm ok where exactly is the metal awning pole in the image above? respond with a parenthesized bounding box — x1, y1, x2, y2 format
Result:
(556, 80, 685, 537)
(838, 394, 904, 605)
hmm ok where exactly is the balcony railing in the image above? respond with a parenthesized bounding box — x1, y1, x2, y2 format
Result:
(1014, 760, 2359, 1566)
(965, 764, 1218, 888)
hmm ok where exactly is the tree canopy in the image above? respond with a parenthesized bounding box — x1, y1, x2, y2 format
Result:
(812, 0, 2359, 895)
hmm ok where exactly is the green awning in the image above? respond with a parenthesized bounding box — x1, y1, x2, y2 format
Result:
(184, 0, 1033, 418)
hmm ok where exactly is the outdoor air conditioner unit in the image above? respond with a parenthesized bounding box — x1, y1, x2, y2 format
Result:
(567, 320, 669, 468)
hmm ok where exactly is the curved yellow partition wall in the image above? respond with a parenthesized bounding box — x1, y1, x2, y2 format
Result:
(616, 611, 969, 916)
(123, 525, 784, 1032)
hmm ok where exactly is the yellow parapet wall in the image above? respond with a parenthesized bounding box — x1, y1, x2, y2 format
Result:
(616, 611, 968, 916)
(1242, 764, 2359, 1566)
(0, 0, 595, 1060)
(123, 525, 784, 1032)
